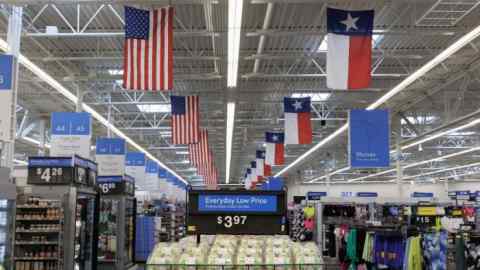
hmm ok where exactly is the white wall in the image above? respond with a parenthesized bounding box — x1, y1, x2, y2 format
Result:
(286, 180, 480, 203)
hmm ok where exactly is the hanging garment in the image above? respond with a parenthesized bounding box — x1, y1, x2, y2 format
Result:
(362, 232, 375, 263)
(346, 228, 358, 266)
(325, 225, 337, 257)
(455, 234, 466, 270)
(303, 206, 315, 218)
(374, 233, 405, 269)
(422, 231, 447, 270)
(406, 236, 422, 270)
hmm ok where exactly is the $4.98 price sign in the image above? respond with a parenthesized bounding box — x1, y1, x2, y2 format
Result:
(217, 215, 247, 228)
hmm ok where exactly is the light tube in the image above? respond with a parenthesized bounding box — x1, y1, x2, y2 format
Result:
(226, 102, 236, 183)
(227, 0, 243, 87)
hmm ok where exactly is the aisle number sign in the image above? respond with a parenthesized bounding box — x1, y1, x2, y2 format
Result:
(50, 112, 91, 158)
(0, 55, 14, 141)
(96, 138, 126, 176)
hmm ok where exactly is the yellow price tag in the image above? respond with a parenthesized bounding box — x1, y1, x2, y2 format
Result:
(187, 226, 196, 232)
(417, 207, 437, 216)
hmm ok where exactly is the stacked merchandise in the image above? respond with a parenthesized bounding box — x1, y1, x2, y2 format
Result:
(146, 235, 323, 268)
(0, 199, 13, 270)
(172, 202, 186, 241)
(13, 197, 64, 270)
(97, 199, 118, 262)
(289, 205, 315, 241)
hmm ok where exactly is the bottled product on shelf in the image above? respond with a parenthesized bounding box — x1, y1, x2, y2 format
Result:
(13, 197, 64, 270)
(97, 199, 118, 262)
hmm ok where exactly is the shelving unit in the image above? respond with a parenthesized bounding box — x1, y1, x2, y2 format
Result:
(13, 198, 64, 270)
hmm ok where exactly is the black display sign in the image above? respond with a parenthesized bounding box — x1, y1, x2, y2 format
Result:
(27, 156, 97, 186)
(97, 176, 135, 196)
(187, 190, 287, 235)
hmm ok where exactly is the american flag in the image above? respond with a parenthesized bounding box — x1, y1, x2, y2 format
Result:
(123, 6, 173, 91)
(171, 96, 199, 144)
(189, 129, 217, 188)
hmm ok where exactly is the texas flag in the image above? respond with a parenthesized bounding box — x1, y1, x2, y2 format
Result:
(284, 97, 312, 144)
(256, 150, 272, 177)
(265, 132, 285, 165)
(326, 8, 374, 90)
(244, 169, 252, 189)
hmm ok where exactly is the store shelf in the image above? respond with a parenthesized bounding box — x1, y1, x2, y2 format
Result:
(16, 218, 61, 221)
(17, 205, 60, 209)
(16, 229, 60, 233)
(15, 241, 59, 245)
(14, 257, 59, 261)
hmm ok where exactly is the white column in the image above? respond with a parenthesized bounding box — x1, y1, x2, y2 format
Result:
(395, 118, 404, 198)
(3, 6, 22, 169)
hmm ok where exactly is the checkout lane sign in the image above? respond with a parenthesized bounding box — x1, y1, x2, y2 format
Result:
(0, 55, 14, 141)
(50, 112, 91, 158)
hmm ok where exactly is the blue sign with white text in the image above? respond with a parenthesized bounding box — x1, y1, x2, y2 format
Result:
(0, 55, 13, 90)
(412, 192, 434, 198)
(350, 109, 390, 168)
(357, 192, 378, 197)
(51, 112, 91, 135)
(96, 138, 126, 155)
(146, 160, 158, 174)
(198, 195, 277, 212)
(125, 152, 145, 166)
(307, 192, 327, 200)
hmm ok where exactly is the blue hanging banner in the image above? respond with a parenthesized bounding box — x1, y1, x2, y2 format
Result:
(0, 54, 13, 90)
(349, 109, 390, 168)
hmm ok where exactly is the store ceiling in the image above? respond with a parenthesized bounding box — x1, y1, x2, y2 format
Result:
(2, 0, 480, 185)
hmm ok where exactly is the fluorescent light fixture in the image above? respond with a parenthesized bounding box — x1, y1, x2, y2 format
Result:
(347, 146, 480, 182)
(227, 0, 243, 87)
(449, 131, 476, 136)
(226, 102, 236, 183)
(21, 136, 51, 148)
(14, 159, 28, 165)
(108, 69, 123, 75)
(176, 151, 190, 155)
(317, 36, 327, 52)
(372, 34, 383, 48)
(292, 93, 331, 102)
(275, 22, 480, 178)
(0, 39, 188, 185)
(400, 116, 437, 125)
(403, 161, 480, 181)
(137, 104, 171, 113)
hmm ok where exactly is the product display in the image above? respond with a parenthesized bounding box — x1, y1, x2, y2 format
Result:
(13, 197, 64, 270)
(146, 234, 322, 268)
(98, 199, 119, 262)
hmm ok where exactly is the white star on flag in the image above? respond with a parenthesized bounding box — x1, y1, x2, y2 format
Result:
(272, 135, 278, 141)
(340, 13, 359, 31)
(292, 100, 303, 110)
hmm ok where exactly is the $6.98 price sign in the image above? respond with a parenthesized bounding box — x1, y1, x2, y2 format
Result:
(217, 215, 247, 228)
